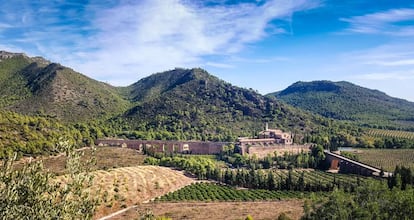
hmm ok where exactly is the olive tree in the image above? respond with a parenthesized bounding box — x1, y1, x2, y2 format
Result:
(0, 140, 99, 219)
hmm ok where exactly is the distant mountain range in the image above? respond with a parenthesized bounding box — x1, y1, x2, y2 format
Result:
(1, 50, 413, 145)
(268, 80, 414, 129)
(0, 51, 327, 142)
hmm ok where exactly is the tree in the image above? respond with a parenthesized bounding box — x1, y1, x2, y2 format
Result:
(0, 140, 99, 219)
(267, 171, 276, 190)
(311, 145, 326, 168)
(302, 181, 414, 220)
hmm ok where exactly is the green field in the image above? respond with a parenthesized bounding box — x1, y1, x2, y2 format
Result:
(367, 129, 414, 140)
(156, 170, 373, 203)
(156, 182, 323, 202)
(271, 170, 369, 192)
(351, 149, 414, 171)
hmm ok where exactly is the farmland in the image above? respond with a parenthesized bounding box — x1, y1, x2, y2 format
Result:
(5, 145, 413, 220)
(367, 129, 414, 140)
(274, 169, 369, 191)
(91, 166, 195, 219)
(349, 149, 414, 171)
(156, 182, 322, 202)
(112, 201, 305, 220)
(14, 147, 147, 174)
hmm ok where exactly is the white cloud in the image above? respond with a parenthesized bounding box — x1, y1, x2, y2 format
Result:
(0, 0, 318, 85)
(205, 62, 235, 69)
(230, 56, 291, 63)
(345, 43, 414, 67)
(352, 71, 414, 81)
(365, 59, 414, 67)
(341, 8, 414, 36)
(67, 0, 319, 85)
(337, 43, 414, 86)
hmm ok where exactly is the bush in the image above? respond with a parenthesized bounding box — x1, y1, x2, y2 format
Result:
(0, 140, 99, 219)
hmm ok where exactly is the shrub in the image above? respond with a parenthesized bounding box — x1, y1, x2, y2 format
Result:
(0, 140, 99, 219)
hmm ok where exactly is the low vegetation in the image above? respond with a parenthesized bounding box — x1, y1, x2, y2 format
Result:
(156, 182, 322, 202)
(343, 149, 414, 171)
(145, 148, 373, 193)
(303, 181, 414, 220)
(271, 80, 414, 131)
(92, 166, 194, 219)
(124, 201, 304, 220)
(31, 146, 147, 175)
(367, 128, 414, 140)
(0, 140, 98, 219)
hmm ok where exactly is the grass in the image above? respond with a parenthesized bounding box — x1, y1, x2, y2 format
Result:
(157, 182, 326, 202)
(92, 166, 195, 219)
(13, 147, 147, 175)
(351, 149, 414, 171)
(367, 129, 414, 140)
(112, 201, 304, 220)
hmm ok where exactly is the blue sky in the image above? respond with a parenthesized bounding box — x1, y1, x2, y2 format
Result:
(1, 0, 414, 101)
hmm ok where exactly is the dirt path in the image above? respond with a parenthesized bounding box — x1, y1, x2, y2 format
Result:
(93, 166, 195, 219)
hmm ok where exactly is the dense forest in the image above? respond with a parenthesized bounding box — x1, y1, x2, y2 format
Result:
(270, 80, 414, 131)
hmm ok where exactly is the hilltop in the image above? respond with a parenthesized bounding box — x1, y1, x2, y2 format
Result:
(119, 68, 324, 141)
(0, 51, 129, 121)
(269, 80, 414, 129)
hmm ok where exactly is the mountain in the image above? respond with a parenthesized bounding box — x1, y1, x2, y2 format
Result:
(118, 68, 332, 141)
(269, 80, 414, 129)
(0, 51, 361, 146)
(0, 51, 129, 121)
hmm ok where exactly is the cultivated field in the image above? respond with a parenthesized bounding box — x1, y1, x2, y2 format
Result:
(352, 149, 414, 171)
(112, 201, 304, 220)
(157, 182, 321, 202)
(15, 147, 147, 174)
(13, 147, 196, 219)
(367, 129, 414, 140)
(92, 166, 195, 219)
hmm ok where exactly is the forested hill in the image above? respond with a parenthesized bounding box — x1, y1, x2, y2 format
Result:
(0, 51, 362, 148)
(118, 68, 334, 141)
(268, 80, 414, 129)
(0, 51, 129, 122)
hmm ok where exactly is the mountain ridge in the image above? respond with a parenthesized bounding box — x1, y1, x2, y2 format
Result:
(269, 80, 414, 129)
(0, 52, 129, 121)
(119, 67, 321, 141)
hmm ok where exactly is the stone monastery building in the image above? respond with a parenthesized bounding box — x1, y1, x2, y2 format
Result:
(237, 123, 293, 147)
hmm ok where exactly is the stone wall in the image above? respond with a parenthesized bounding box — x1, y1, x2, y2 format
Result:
(95, 139, 229, 155)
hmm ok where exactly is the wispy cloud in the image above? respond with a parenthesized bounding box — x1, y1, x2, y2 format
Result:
(341, 8, 414, 36)
(230, 56, 291, 64)
(352, 71, 414, 81)
(76, 0, 319, 84)
(341, 42, 414, 82)
(205, 62, 235, 69)
(345, 43, 414, 67)
(0, 0, 319, 85)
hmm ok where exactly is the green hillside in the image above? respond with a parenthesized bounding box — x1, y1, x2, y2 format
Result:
(269, 81, 414, 130)
(0, 52, 129, 122)
(118, 68, 341, 141)
(0, 52, 372, 151)
(0, 110, 96, 158)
